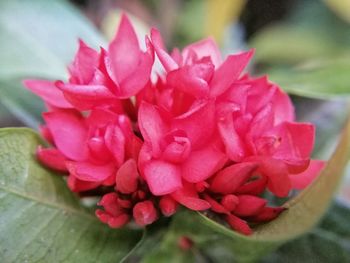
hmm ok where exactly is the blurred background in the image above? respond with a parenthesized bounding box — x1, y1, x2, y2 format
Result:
(0, 0, 350, 261)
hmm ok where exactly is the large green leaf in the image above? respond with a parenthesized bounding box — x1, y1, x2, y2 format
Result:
(142, 118, 350, 262)
(0, 128, 143, 262)
(0, 0, 105, 126)
(0, 0, 105, 80)
(261, 202, 350, 262)
(267, 57, 350, 99)
(249, 0, 350, 99)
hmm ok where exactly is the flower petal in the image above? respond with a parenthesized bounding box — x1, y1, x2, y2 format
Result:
(167, 62, 213, 98)
(67, 174, 100, 192)
(107, 14, 140, 83)
(210, 162, 258, 194)
(66, 161, 115, 182)
(150, 28, 178, 72)
(68, 39, 99, 84)
(218, 115, 246, 162)
(182, 37, 222, 68)
(23, 79, 72, 108)
(289, 160, 325, 190)
(138, 102, 168, 157)
(210, 50, 254, 97)
(171, 184, 211, 211)
(181, 143, 227, 183)
(43, 110, 88, 161)
(143, 160, 182, 195)
(36, 146, 67, 172)
(56, 81, 118, 110)
(173, 101, 216, 148)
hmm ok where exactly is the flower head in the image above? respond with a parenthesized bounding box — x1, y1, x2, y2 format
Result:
(24, 14, 324, 234)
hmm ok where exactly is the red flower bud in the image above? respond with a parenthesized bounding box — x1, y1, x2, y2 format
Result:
(251, 207, 286, 222)
(159, 196, 178, 216)
(221, 194, 239, 212)
(115, 159, 139, 194)
(225, 214, 252, 235)
(234, 195, 267, 217)
(133, 200, 158, 226)
(210, 163, 258, 194)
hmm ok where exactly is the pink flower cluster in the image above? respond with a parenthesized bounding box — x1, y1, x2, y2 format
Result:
(24, 15, 324, 235)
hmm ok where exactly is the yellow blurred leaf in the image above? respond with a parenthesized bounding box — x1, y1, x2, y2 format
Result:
(205, 0, 246, 43)
(324, 0, 350, 23)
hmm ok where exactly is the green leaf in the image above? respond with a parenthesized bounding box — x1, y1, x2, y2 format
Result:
(261, 202, 350, 262)
(0, 0, 105, 126)
(249, 0, 350, 99)
(142, 118, 350, 262)
(0, 128, 143, 262)
(267, 57, 350, 99)
(0, 0, 105, 80)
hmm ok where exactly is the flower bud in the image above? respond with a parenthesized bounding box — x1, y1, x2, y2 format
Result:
(221, 194, 239, 212)
(159, 196, 178, 217)
(133, 200, 158, 226)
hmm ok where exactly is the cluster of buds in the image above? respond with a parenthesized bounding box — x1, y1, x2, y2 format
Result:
(24, 15, 324, 234)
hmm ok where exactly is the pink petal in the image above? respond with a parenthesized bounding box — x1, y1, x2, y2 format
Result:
(203, 194, 229, 214)
(104, 124, 126, 166)
(173, 101, 215, 148)
(86, 109, 120, 127)
(182, 37, 222, 68)
(181, 143, 227, 183)
(171, 184, 211, 211)
(23, 79, 72, 108)
(66, 161, 115, 182)
(246, 156, 291, 198)
(210, 50, 254, 97)
(162, 135, 191, 164)
(272, 86, 295, 124)
(115, 159, 139, 194)
(56, 81, 118, 110)
(210, 162, 258, 194)
(107, 14, 140, 83)
(67, 174, 100, 192)
(88, 136, 112, 162)
(138, 102, 168, 157)
(143, 160, 182, 195)
(218, 115, 246, 162)
(167, 62, 214, 98)
(68, 39, 99, 84)
(289, 160, 325, 190)
(150, 28, 178, 72)
(236, 175, 267, 196)
(118, 51, 153, 98)
(273, 122, 315, 161)
(43, 110, 88, 161)
(36, 146, 67, 172)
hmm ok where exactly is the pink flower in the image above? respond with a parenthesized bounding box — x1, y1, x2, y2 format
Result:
(24, 14, 325, 234)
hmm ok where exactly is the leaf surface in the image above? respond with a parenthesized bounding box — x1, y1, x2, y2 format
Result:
(0, 128, 143, 263)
